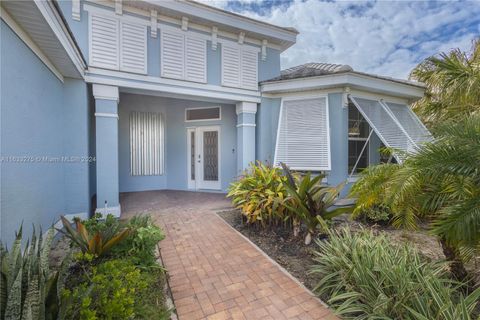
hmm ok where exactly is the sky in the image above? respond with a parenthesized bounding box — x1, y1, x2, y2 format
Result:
(199, 0, 480, 79)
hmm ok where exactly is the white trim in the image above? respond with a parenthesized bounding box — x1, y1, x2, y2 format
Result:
(261, 39, 267, 61)
(273, 94, 331, 171)
(72, 0, 81, 21)
(115, 0, 122, 15)
(92, 84, 119, 101)
(238, 31, 245, 44)
(95, 112, 119, 119)
(95, 205, 121, 218)
(349, 90, 410, 105)
(211, 26, 218, 50)
(236, 123, 256, 128)
(181, 16, 188, 31)
(187, 127, 196, 189)
(185, 106, 222, 122)
(0, 7, 64, 82)
(150, 10, 157, 38)
(236, 101, 257, 115)
(261, 73, 425, 100)
(34, 0, 86, 77)
(85, 68, 261, 102)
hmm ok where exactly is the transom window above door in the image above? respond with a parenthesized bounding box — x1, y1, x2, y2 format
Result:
(185, 107, 221, 122)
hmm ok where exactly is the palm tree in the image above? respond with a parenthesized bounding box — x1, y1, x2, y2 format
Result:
(410, 39, 480, 128)
(350, 116, 480, 282)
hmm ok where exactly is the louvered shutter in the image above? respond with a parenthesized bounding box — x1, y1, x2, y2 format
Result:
(90, 13, 119, 69)
(241, 48, 258, 90)
(383, 102, 432, 145)
(221, 43, 241, 88)
(120, 21, 147, 74)
(185, 36, 207, 83)
(161, 30, 185, 79)
(275, 98, 331, 170)
(349, 97, 417, 160)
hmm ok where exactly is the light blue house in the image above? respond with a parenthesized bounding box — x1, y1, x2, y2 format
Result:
(0, 0, 430, 244)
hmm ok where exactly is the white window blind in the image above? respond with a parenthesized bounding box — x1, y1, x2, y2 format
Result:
(161, 30, 185, 79)
(120, 21, 147, 74)
(274, 97, 331, 171)
(89, 12, 147, 74)
(90, 14, 119, 70)
(383, 102, 432, 145)
(160, 30, 207, 83)
(349, 97, 423, 161)
(130, 112, 164, 176)
(221, 43, 258, 90)
(185, 36, 207, 83)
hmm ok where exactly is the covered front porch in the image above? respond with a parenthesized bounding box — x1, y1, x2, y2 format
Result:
(92, 84, 258, 217)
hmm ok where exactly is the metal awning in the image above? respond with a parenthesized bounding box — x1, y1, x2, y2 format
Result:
(349, 96, 432, 163)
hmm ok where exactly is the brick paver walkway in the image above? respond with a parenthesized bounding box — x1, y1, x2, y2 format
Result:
(121, 190, 337, 320)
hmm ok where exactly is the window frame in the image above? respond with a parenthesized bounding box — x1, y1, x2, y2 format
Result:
(185, 106, 222, 122)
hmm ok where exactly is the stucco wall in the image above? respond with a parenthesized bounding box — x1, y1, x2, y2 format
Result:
(0, 21, 91, 245)
(118, 93, 237, 192)
(256, 97, 281, 164)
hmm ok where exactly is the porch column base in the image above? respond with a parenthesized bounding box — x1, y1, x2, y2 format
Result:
(236, 102, 257, 172)
(95, 205, 121, 218)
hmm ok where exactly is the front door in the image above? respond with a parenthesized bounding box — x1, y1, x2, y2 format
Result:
(187, 126, 221, 190)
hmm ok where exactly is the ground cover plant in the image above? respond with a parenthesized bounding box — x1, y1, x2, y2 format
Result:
(1, 214, 170, 320)
(311, 228, 480, 320)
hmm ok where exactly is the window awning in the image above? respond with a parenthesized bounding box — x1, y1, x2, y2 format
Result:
(349, 96, 432, 162)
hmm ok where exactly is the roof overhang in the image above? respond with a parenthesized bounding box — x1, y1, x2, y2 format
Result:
(261, 72, 425, 100)
(123, 0, 298, 51)
(1, 0, 86, 81)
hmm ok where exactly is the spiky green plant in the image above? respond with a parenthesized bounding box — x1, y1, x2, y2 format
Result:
(58, 216, 130, 257)
(227, 161, 291, 226)
(410, 39, 480, 128)
(311, 228, 480, 319)
(349, 116, 480, 281)
(281, 163, 350, 244)
(0, 226, 67, 320)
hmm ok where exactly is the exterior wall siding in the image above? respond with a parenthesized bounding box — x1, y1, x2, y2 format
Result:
(118, 94, 237, 192)
(0, 21, 91, 245)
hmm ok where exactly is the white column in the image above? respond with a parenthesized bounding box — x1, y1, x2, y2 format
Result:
(236, 102, 257, 172)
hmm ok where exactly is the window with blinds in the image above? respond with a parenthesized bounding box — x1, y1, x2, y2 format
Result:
(221, 43, 258, 90)
(349, 97, 432, 162)
(130, 112, 164, 176)
(160, 30, 207, 83)
(274, 97, 331, 171)
(89, 12, 147, 74)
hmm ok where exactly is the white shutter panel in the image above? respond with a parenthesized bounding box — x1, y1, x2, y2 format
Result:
(275, 98, 331, 170)
(120, 21, 147, 74)
(383, 102, 432, 145)
(161, 30, 185, 79)
(185, 36, 206, 83)
(221, 43, 241, 87)
(90, 13, 119, 69)
(241, 48, 258, 90)
(350, 97, 417, 160)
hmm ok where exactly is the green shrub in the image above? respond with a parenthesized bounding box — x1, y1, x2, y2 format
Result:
(227, 161, 291, 226)
(356, 205, 392, 223)
(61, 259, 148, 320)
(112, 215, 165, 267)
(281, 163, 349, 244)
(311, 228, 480, 319)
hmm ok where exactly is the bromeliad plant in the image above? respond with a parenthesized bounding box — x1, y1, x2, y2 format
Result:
(58, 216, 130, 257)
(227, 162, 291, 226)
(281, 163, 349, 245)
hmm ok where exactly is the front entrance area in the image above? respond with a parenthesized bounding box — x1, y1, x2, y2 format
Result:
(187, 126, 221, 190)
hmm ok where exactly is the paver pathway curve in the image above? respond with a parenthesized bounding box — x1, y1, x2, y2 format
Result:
(121, 190, 337, 320)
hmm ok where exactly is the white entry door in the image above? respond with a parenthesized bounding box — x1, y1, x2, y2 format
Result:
(187, 126, 221, 190)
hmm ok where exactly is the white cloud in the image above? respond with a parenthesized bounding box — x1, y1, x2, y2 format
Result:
(201, 0, 480, 79)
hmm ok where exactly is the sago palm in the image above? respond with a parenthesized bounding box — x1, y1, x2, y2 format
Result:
(410, 39, 480, 128)
(350, 116, 480, 282)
